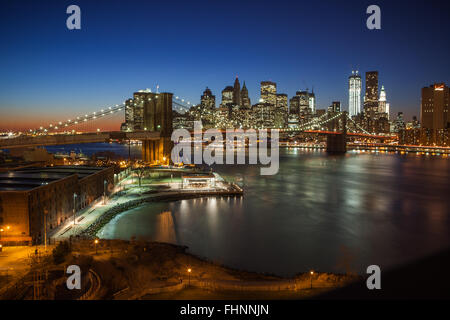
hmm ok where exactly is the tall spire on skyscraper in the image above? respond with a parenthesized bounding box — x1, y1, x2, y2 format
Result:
(240, 80, 250, 109)
(233, 76, 241, 106)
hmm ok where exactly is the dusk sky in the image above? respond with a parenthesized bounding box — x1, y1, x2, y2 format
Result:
(1, 0, 449, 131)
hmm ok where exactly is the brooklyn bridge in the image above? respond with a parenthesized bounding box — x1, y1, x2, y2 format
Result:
(0, 91, 394, 161)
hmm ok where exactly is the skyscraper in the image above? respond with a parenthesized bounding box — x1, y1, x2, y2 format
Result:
(421, 83, 450, 130)
(308, 90, 316, 114)
(132, 90, 148, 130)
(275, 93, 288, 128)
(289, 95, 300, 115)
(221, 86, 234, 107)
(123, 98, 134, 131)
(364, 71, 379, 117)
(348, 70, 361, 117)
(394, 112, 406, 133)
(201, 87, 216, 110)
(328, 101, 341, 113)
(240, 81, 251, 109)
(296, 91, 311, 114)
(378, 85, 389, 119)
(260, 81, 277, 106)
(233, 77, 241, 106)
(276, 93, 288, 110)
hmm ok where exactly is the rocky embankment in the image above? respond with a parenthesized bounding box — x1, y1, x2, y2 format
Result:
(78, 191, 240, 239)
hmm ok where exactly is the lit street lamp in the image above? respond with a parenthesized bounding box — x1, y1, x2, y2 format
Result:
(103, 180, 107, 204)
(94, 239, 99, 255)
(73, 193, 77, 225)
(310, 270, 314, 289)
(187, 267, 192, 286)
(0, 228, 3, 250)
(44, 210, 48, 251)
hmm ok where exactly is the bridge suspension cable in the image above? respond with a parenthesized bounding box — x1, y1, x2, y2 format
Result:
(172, 96, 193, 114)
(27, 94, 195, 134)
(284, 111, 338, 132)
(284, 111, 378, 137)
(30, 103, 126, 134)
(345, 114, 371, 135)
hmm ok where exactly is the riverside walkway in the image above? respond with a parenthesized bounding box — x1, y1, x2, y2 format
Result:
(51, 179, 243, 241)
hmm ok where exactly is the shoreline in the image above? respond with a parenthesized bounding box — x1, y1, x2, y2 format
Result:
(72, 240, 361, 300)
(77, 187, 243, 240)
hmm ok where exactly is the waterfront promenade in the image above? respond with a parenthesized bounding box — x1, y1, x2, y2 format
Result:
(50, 173, 243, 241)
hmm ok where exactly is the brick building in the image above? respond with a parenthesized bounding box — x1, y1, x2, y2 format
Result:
(0, 166, 114, 245)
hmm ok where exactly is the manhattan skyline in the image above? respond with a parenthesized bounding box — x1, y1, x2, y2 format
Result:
(1, 0, 450, 131)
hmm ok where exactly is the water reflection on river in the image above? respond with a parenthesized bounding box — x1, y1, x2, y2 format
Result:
(98, 149, 450, 276)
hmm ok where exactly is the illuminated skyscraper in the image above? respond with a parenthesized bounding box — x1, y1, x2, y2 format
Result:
(421, 83, 450, 130)
(308, 90, 316, 114)
(364, 71, 379, 117)
(328, 101, 341, 113)
(276, 93, 288, 110)
(297, 91, 311, 114)
(241, 81, 251, 109)
(348, 70, 361, 117)
(275, 93, 288, 128)
(201, 87, 216, 110)
(378, 85, 389, 119)
(260, 81, 277, 106)
(233, 77, 241, 106)
(123, 98, 134, 131)
(221, 86, 234, 107)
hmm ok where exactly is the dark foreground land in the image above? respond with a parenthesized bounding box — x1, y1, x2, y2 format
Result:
(0, 240, 357, 300)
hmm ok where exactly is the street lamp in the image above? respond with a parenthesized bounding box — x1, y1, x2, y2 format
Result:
(44, 210, 48, 251)
(73, 193, 77, 225)
(94, 239, 99, 255)
(310, 270, 314, 289)
(103, 180, 107, 204)
(5, 225, 10, 243)
(187, 267, 192, 286)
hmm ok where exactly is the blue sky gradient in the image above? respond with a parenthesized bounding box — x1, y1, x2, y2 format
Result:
(0, 0, 449, 130)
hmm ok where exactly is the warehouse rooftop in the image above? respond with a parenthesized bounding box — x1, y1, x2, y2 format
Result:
(0, 166, 109, 191)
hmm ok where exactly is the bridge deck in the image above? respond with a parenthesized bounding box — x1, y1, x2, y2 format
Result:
(0, 131, 160, 149)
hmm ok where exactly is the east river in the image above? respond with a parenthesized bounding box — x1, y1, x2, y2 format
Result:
(47, 143, 450, 276)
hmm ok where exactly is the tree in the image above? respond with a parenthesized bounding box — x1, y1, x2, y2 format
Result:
(134, 167, 147, 187)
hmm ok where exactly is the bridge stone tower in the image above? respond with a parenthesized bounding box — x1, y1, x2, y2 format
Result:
(326, 112, 347, 153)
(141, 92, 173, 163)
